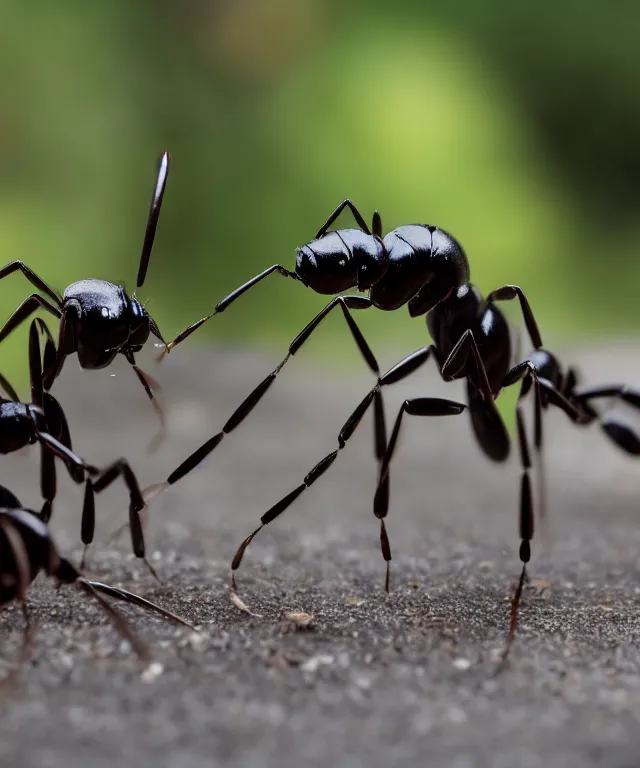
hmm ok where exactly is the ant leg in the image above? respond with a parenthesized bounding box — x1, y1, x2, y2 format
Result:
(85, 459, 157, 580)
(572, 384, 640, 454)
(485, 285, 543, 350)
(0, 261, 62, 305)
(80, 481, 95, 569)
(43, 312, 74, 390)
(35, 431, 98, 477)
(230, 346, 448, 597)
(136, 151, 170, 290)
(372, 396, 467, 591)
(503, 362, 583, 531)
(499, 368, 540, 665)
(229, 386, 380, 595)
(0, 295, 62, 346)
(442, 329, 509, 462)
(27, 321, 59, 512)
(123, 351, 165, 453)
(84, 580, 195, 629)
(160, 264, 301, 357)
(160, 296, 379, 489)
(0, 517, 31, 602)
(71, 575, 150, 660)
(315, 199, 372, 238)
(148, 314, 168, 355)
(32, 318, 59, 390)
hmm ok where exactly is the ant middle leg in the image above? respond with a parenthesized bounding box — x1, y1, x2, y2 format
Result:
(81, 459, 156, 580)
(229, 345, 455, 595)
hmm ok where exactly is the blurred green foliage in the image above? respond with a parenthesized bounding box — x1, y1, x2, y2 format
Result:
(1, 0, 639, 385)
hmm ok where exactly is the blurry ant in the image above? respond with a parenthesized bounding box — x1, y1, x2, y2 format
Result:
(148, 201, 546, 608)
(0, 483, 194, 673)
(0, 319, 156, 578)
(0, 153, 171, 449)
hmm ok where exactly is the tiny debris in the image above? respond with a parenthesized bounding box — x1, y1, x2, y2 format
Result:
(343, 596, 366, 607)
(186, 631, 209, 652)
(300, 654, 334, 674)
(530, 578, 552, 589)
(229, 587, 262, 617)
(452, 657, 471, 671)
(141, 662, 164, 683)
(284, 611, 314, 627)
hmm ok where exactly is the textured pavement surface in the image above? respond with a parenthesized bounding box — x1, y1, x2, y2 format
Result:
(1, 342, 640, 768)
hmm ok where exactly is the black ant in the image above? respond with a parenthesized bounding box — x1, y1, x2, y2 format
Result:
(146, 201, 545, 600)
(0, 152, 170, 448)
(0, 483, 194, 671)
(1, 319, 156, 578)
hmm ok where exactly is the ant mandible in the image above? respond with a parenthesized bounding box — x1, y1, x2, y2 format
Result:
(0, 319, 156, 578)
(0, 152, 170, 448)
(148, 200, 543, 593)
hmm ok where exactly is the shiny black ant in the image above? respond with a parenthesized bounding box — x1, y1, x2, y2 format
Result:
(0, 152, 170, 448)
(147, 201, 545, 596)
(0, 484, 194, 670)
(0, 319, 156, 578)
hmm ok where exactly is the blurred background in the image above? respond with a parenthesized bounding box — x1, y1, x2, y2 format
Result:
(1, 0, 639, 387)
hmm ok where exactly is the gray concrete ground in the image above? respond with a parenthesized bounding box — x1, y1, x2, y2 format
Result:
(1, 343, 640, 768)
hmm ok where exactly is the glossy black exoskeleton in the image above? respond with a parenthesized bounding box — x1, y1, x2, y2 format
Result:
(0, 153, 170, 445)
(147, 199, 544, 602)
(160, 200, 471, 356)
(0, 484, 193, 669)
(0, 319, 156, 578)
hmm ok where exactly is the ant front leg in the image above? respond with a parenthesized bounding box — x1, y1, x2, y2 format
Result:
(160, 264, 301, 357)
(159, 295, 381, 492)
